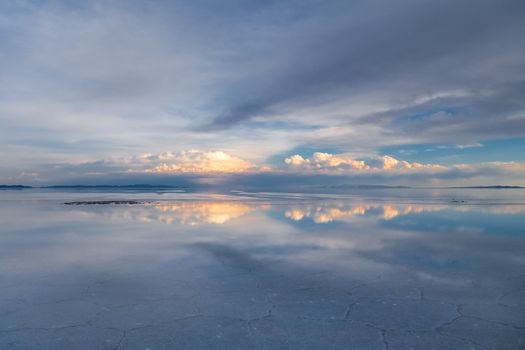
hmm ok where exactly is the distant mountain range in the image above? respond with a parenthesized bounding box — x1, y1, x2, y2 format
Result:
(0, 185, 33, 189)
(321, 184, 411, 189)
(449, 185, 524, 189)
(0, 184, 183, 190)
(1, 184, 523, 190)
(321, 184, 524, 189)
(45, 184, 184, 189)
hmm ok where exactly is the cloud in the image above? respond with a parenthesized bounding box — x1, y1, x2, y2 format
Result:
(1, 0, 524, 174)
(4, 148, 522, 187)
(284, 152, 443, 173)
(284, 154, 307, 166)
(117, 150, 256, 174)
(381, 155, 444, 171)
(144, 150, 256, 174)
(0, 1, 523, 186)
(285, 152, 369, 171)
(201, 0, 525, 135)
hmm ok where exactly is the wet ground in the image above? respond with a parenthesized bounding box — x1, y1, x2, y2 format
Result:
(1, 189, 524, 349)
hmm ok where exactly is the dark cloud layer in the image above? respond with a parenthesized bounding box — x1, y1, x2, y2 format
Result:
(204, 0, 525, 132)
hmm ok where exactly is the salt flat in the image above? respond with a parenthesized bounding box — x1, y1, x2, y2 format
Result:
(1, 189, 524, 349)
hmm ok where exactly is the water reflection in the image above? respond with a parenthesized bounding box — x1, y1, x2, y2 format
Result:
(1, 192, 524, 349)
(284, 202, 525, 223)
(145, 201, 256, 225)
(284, 203, 436, 222)
(66, 200, 525, 226)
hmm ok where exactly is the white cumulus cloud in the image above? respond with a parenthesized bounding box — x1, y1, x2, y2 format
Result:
(285, 152, 369, 171)
(381, 155, 444, 170)
(284, 152, 443, 173)
(143, 150, 256, 174)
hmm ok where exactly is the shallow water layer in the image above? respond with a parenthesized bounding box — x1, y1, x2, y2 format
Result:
(1, 189, 524, 349)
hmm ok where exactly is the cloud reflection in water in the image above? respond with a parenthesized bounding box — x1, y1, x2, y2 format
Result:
(1, 193, 525, 349)
(144, 201, 256, 225)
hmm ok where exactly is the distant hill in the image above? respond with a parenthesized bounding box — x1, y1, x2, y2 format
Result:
(325, 184, 411, 189)
(0, 185, 32, 189)
(43, 184, 185, 190)
(1, 184, 522, 191)
(450, 185, 523, 189)
(45, 184, 182, 188)
(326, 184, 523, 190)
(1, 184, 185, 191)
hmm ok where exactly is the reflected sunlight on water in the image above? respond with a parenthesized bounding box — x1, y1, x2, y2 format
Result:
(145, 201, 256, 225)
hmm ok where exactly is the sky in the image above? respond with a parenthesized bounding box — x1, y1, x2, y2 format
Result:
(1, 0, 524, 187)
